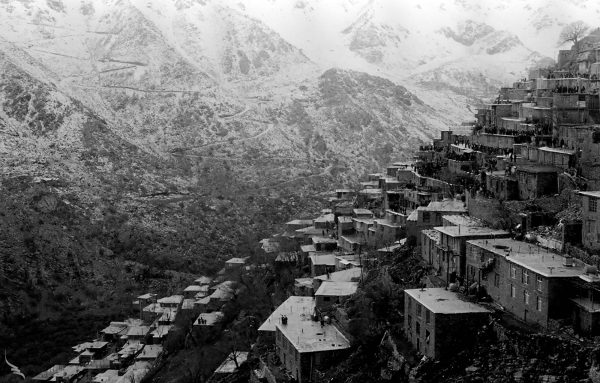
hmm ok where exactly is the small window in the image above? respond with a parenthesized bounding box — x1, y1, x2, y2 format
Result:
(408, 297, 412, 310)
(425, 310, 431, 324)
(425, 329, 430, 344)
(494, 273, 500, 287)
(416, 321, 421, 335)
(523, 270, 529, 285)
(416, 303, 422, 317)
(524, 290, 530, 305)
(537, 275, 543, 292)
(422, 211, 430, 223)
(408, 315, 412, 329)
(591, 198, 598, 213)
(510, 284, 516, 298)
(536, 296, 542, 311)
(511, 265, 517, 279)
(323, 296, 331, 302)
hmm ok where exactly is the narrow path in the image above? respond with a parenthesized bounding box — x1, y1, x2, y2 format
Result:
(170, 123, 276, 153)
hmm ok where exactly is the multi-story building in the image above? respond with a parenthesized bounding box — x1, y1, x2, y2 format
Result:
(275, 316, 350, 383)
(466, 238, 591, 328)
(580, 191, 600, 250)
(404, 288, 490, 359)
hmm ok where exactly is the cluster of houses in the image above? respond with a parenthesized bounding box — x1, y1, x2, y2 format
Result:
(31, 268, 251, 383)
(249, 45, 600, 380)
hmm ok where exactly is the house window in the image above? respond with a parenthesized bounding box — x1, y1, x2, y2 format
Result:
(425, 329, 430, 344)
(416, 321, 421, 335)
(408, 315, 412, 329)
(524, 290, 530, 305)
(425, 310, 431, 324)
(511, 264, 517, 279)
(523, 270, 529, 285)
(591, 198, 598, 213)
(510, 284, 516, 298)
(423, 212, 430, 223)
(494, 273, 500, 287)
(416, 303, 422, 317)
(537, 275, 543, 292)
(536, 296, 542, 311)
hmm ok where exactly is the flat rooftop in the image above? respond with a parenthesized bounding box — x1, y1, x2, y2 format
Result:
(338, 216, 353, 223)
(157, 295, 184, 305)
(538, 146, 576, 155)
(353, 208, 373, 216)
(517, 165, 558, 174)
(258, 296, 315, 332)
(301, 244, 317, 253)
(276, 320, 350, 354)
(194, 311, 224, 326)
(184, 285, 207, 292)
(422, 200, 467, 212)
(315, 267, 362, 283)
(315, 214, 335, 223)
(215, 352, 249, 374)
(315, 281, 359, 297)
(309, 254, 337, 266)
(467, 237, 587, 278)
(136, 345, 163, 360)
(311, 236, 337, 244)
(377, 239, 407, 253)
(579, 191, 600, 198)
(225, 257, 247, 264)
(405, 288, 490, 314)
(286, 219, 314, 226)
(194, 276, 212, 285)
(422, 229, 441, 242)
(434, 225, 509, 238)
(442, 215, 484, 227)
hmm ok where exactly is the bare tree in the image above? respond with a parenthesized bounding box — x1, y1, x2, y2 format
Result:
(558, 21, 589, 53)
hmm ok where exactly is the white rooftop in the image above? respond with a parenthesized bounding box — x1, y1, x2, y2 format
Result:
(315, 268, 362, 283)
(442, 215, 483, 227)
(136, 345, 163, 360)
(194, 276, 212, 285)
(315, 281, 358, 297)
(309, 254, 336, 266)
(468, 238, 588, 278)
(214, 352, 249, 374)
(434, 225, 509, 238)
(194, 311, 224, 326)
(258, 296, 316, 332)
(157, 295, 184, 305)
(276, 321, 350, 354)
(421, 199, 467, 212)
(405, 288, 490, 314)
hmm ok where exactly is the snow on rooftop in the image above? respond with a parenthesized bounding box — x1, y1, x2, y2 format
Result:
(422, 199, 467, 212)
(468, 238, 589, 278)
(214, 352, 249, 374)
(258, 296, 315, 332)
(309, 254, 336, 265)
(194, 311, 224, 326)
(157, 295, 184, 305)
(434, 225, 509, 238)
(276, 320, 350, 354)
(405, 288, 490, 314)
(315, 281, 358, 297)
(315, 267, 361, 282)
